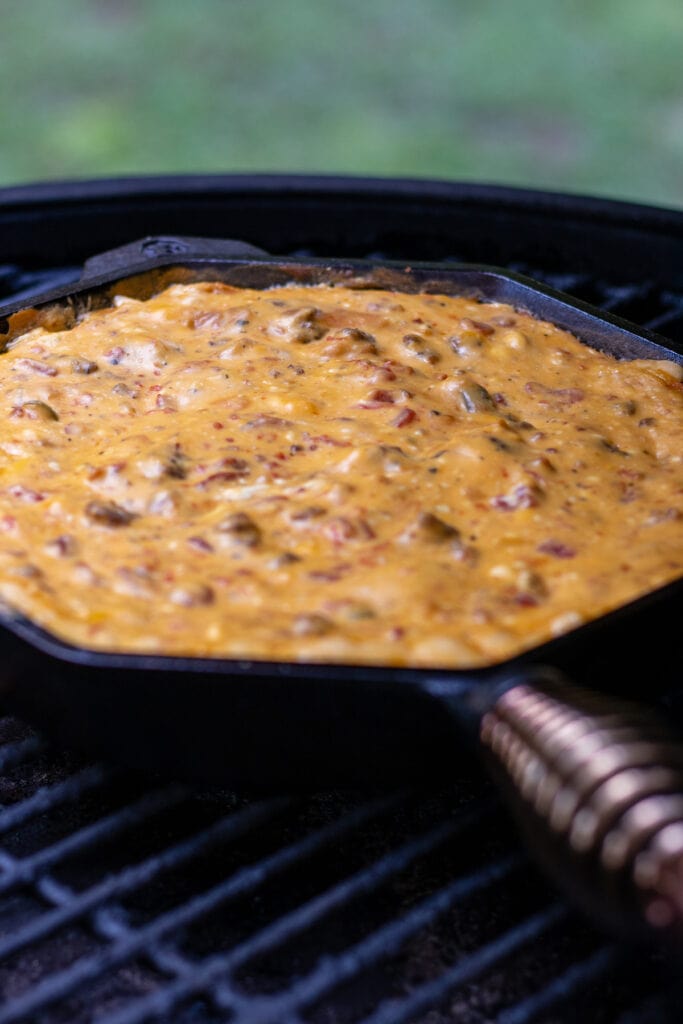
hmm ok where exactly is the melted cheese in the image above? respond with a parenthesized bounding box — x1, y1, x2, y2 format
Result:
(0, 280, 681, 667)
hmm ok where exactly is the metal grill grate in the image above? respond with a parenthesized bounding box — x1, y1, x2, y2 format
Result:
(0, 250, 682, 1023)
(0, 718, 678, 1024)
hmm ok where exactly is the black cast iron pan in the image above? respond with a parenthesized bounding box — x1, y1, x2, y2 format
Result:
(0, 235, 682, 941)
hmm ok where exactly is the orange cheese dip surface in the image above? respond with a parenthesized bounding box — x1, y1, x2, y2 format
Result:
(0, 280, 681, 667)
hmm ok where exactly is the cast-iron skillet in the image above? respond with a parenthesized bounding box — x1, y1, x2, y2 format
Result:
(0, 235, 682, 940)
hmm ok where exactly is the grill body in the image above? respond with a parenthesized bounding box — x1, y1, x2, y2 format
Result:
(0, 176, 681, 1023)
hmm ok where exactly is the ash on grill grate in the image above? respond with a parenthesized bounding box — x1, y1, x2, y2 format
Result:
(0, 243, 681, 1024)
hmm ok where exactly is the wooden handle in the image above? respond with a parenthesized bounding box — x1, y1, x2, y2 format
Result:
(480, 673, 683, 939)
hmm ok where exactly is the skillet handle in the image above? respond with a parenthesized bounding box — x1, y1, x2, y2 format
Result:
(80, 235, 271, 282)
(479, 669, 683, 941)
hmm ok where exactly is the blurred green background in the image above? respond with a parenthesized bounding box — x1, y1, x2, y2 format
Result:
(2, 0, 683, 207)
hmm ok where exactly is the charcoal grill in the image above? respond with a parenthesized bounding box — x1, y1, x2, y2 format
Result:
(0, 175, 682, 1023)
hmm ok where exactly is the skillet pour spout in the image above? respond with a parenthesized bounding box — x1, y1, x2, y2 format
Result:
(472, 667, 683, 943)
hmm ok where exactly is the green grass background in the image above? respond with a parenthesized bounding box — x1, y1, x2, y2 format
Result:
(2, 0, 683, 207)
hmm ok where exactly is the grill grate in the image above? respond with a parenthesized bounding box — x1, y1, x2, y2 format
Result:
(0, 719, 677, 1024)
(0, 244, 682, 1023)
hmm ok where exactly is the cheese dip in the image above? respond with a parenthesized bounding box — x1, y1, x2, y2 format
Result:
(0, 281, 680, 667)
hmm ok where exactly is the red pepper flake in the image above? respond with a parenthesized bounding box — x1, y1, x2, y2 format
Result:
(460, 317, 495, 336)
(8, 485, 44, 503)
(356, 389, 399, 409)
(244, 415, 291, 429)
(382, 358, 415, 378)
(324, 517, 359, 544)
(512, 592, 539, 607)
(308, 563, 351, 582)
(309, 569, 340, 581)
(308, 434, 352, 448)
(491, 484, 542, 510)
(392, 407, 417, 428)
(646, 507, 682, 525)
(619, 483, 639, 504)
(370, 389, 395, 404)
(220, 457, 249, 473)
(617, 468, 643, 501)
(15, 358, 57, 376)
(290, 506, 326, 522)
(46, 535, 76, 557)
(537, 540, 577, 559)
(196, 471, 246, 488)
(525, 382, 584, 406)
(105, 346, 125, 365)
(187, 535, 214, 553)
(213, 422, 224, 429)
(356, 518, 376, 540)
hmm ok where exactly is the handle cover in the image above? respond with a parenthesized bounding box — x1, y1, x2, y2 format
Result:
(480, 674, 683, 939)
